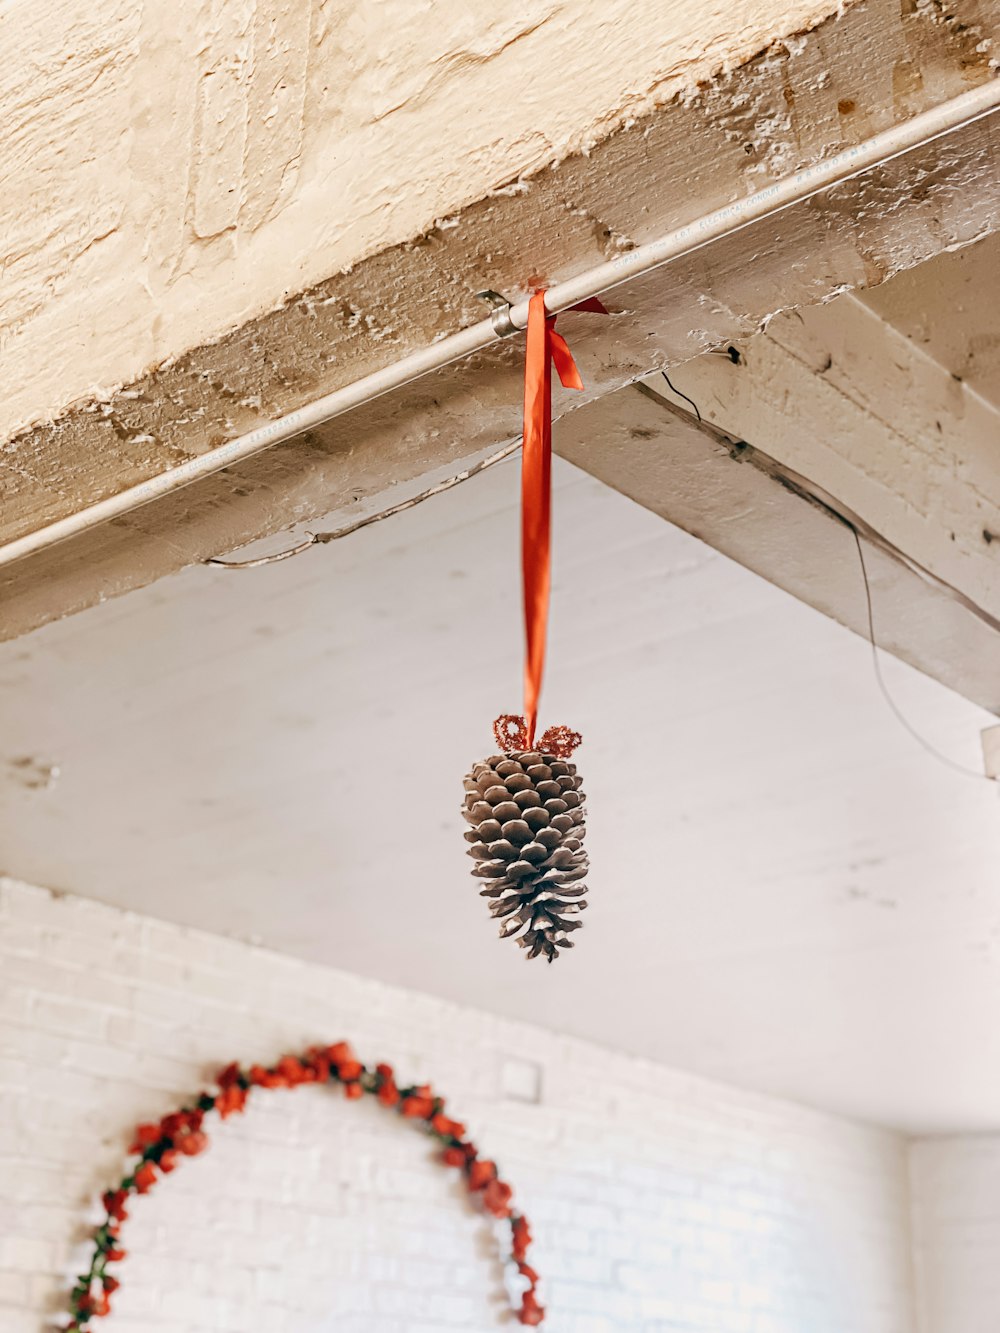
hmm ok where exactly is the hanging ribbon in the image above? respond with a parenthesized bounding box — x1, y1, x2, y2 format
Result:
(520, 291, 606, 746)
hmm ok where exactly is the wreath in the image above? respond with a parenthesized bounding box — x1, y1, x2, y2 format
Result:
(67, 1042, 545, 1327)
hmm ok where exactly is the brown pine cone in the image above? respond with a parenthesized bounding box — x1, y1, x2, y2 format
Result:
(462, 735, 588, 962)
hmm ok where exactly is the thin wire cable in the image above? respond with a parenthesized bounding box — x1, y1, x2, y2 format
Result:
(205, 438, 522, 568)
(660, 371, 702, 422)
(208, 368, 696, 569)
(210, 361, 696, 569)
(851, 525, 995, 783)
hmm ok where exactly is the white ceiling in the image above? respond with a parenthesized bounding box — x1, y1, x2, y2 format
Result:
(2, 452, 998, 1135)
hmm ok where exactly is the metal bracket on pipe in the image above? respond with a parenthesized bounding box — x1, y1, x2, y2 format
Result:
(475, 290, 519, 338)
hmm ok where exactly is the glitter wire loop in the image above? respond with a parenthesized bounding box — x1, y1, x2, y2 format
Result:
(493, 715, 582, 758)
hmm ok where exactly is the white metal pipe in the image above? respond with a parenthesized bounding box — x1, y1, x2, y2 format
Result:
(3, 77, 999, 570)
(529, 77, 1000, 324)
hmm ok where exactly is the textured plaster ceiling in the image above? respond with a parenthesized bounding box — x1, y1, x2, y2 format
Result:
(1, 457, 998, 1135)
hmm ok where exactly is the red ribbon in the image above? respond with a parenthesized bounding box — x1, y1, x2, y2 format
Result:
(521, 292, 606, 746)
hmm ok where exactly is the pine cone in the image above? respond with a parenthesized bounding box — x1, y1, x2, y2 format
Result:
(462, 719, 588, 962)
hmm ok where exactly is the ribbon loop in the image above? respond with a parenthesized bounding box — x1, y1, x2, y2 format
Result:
(519, 292, 605, 745)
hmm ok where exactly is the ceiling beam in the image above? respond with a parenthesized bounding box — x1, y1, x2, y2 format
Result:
(1, 0, 999, 641)
(663, 289, 1000, 625)
(553, 269, 1000, 715)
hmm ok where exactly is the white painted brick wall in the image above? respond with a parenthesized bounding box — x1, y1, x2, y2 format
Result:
(909, 1136, 1000, 1333)
(0, 878, 916, 1332)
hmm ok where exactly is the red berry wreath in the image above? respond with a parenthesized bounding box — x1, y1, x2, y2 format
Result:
(68, 1043, 545, 1327)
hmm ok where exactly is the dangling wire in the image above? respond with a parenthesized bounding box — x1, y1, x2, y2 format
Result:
(206, 439, 521, 568)
(851, 525, 995, 783)
(660, 370, 702, 422)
